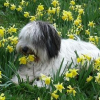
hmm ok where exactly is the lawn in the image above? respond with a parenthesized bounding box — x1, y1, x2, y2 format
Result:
(0, 0, 100, 100)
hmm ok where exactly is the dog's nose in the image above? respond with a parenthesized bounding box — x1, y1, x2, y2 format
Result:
(22, 46, 28, 53)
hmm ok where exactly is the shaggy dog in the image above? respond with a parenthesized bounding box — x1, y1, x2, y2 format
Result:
(11, 21, 100, 86)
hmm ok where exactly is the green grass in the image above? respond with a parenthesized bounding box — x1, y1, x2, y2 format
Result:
(0, 0, 100, 100)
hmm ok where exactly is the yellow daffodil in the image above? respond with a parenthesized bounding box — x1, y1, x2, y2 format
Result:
(74, 19, 81, 26)
(68, 34, 74, 39)
(10, 4, 16, 10)
(7, 25, 17, 34)
(70, 0, 75, 6)
(20, 0, 25, 6)
(95, 72, 100, 84)
(45, 77, 51, 85)
(0, 93, 5, 100)
(88, 21, 95, 27)
(7, 45, 14, 53)
(37, 4, 44, 11)
(40, 74, 51, 85)
(65, 71, 73, 81)
(67, 85, 76, 96)
(86, 75, 93, 82)
(77, 55, 84, 63)
(0, 28, 5, 37)
(19, 56, 27, 64)
(27, 55, 35, 62)
(85, 29, 90, 35)
(24, 12, 30, 18)
(4, 1, 9, 7)
(16, 5, 22, 12)
(51, 0, 59, 7)
(78, 8, 84, 15)
(62, 10, 73, 21)
(54, 83, 65, 93)
(51, 90, 59, 100)
(30, 16, 36, 21)
(69, 69, 79, 78)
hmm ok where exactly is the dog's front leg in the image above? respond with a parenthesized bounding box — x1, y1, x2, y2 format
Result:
(11, 65, 34, 84)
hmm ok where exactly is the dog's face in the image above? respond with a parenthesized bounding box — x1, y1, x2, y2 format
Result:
(16, 21, 61, 62)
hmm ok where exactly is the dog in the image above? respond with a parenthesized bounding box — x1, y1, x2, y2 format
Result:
(11, 21, 100, 86)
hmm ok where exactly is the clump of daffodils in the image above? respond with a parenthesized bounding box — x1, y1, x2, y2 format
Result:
(65, 68, 79, 81)
(77, 54, 92, 64)
(94, 57, 100, 71)
(19, 55, 35, 65)
(95, 72, 100, 84)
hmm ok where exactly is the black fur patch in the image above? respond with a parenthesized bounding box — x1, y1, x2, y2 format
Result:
(37, 21, 61, 59)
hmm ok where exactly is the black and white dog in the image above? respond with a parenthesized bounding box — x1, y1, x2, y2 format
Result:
(12, 21, 100, 86)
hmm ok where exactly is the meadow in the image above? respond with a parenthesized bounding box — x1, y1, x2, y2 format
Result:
(0, 0, 100, 100)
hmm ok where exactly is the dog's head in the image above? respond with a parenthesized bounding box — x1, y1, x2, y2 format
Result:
(16, 21, 61, 62)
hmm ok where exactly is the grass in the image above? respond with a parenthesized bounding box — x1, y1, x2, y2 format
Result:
(0, 0, 100, 100)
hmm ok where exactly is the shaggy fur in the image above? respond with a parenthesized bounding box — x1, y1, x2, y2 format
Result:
(11, 21, 100, 86)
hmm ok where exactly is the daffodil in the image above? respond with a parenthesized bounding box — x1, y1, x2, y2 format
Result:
(16, 5, 22, 12)
(51, 90, 59, 100)
(68, 34, 74, 39)
(62, 10, 73, 21)
(20, 0, 25, 6)
(24, 12, 30, 18)
(86, 75, 93, 82)
(19, 56, 27, 64)
(78, 8, 84, 15)
(88, 21, 95, 27)
(69, 69, 79, 78)
(30, 16, 36, 21)
(0, 28, 5, 37)
(37, 4, 44, 11)
(67, 85, 76, 96)
(70, 0, 75, 6)
(7, 25, 17, 34)
(10, 4, 16, 10)
(4, 1, 9, 7)
(7, 45, 14, 53)
(85, 29, 90, 35)
(45, 77, 51, 85)
(40, 74, 51, 85)
(0, 93, 5, 100)
(95, 72, 100, 84)
(74, 19, 81, 26)
(54, 83, 65, 93)
(51, 0, 59, 7)
(27, 55, 35, 62)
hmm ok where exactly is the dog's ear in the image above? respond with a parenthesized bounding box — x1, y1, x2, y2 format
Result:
(37, 21, 61, 59)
